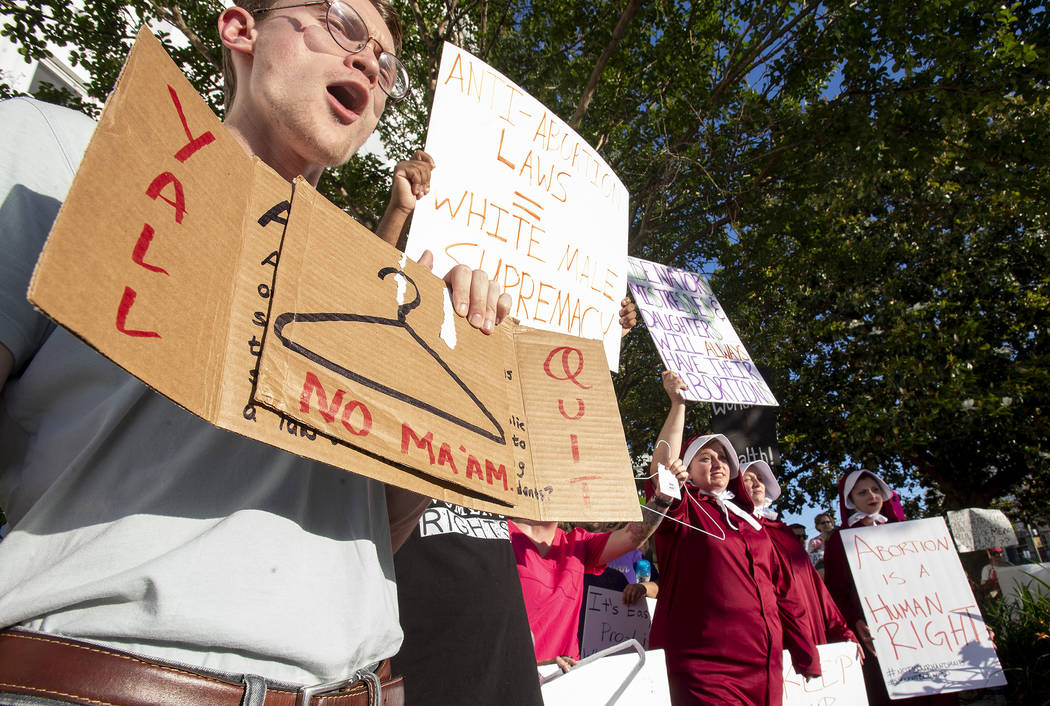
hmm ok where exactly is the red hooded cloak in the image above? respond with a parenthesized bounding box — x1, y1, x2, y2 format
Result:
(646, 438, 819, 705)
(823, 471, 957, 706)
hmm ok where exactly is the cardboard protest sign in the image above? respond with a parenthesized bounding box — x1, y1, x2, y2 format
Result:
(946, 508, 1018, 553)
(252, 179, 639, 519)
(405, 43, 629, 371)
(627, 257, 777, 406)
(27, 27, 640, 521)
(841, 518, 1006, 698)
(781, 642, 868, 706)
(579, 586, 654, 658)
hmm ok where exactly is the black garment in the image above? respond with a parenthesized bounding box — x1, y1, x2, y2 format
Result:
(391, 501, 543, 706)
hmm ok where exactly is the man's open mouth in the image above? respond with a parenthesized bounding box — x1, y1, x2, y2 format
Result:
(327, 83, 368, 118)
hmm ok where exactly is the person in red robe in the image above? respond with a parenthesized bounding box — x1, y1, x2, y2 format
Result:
(646, 372, 820, 705)
(741, 461, 858, 651)
(822, 469, 958, 706)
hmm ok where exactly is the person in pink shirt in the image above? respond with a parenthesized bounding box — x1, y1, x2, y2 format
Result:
(510, 466, 682, 673)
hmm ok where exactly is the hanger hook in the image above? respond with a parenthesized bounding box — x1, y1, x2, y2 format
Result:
(378, 267, 421, 320)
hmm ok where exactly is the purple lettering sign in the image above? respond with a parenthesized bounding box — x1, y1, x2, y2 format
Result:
(627, 256, 777, 406)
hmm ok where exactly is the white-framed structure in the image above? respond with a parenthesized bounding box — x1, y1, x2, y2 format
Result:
(0, 34, 91, 100)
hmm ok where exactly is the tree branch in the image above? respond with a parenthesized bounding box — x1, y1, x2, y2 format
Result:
(147, 0, 220, 71)
(569, 0, 641, 129)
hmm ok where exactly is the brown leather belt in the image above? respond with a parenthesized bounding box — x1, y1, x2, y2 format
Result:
(0, 629, 404, 706)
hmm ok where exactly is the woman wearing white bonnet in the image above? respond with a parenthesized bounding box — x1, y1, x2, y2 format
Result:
(644, 371, 820, 704)
(840, 468, 893, 528)
(821, 469, 954, 705)
(740, 461, 859, 653)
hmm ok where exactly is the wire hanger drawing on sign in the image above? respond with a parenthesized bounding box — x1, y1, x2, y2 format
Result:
(271, 267, 506, 445)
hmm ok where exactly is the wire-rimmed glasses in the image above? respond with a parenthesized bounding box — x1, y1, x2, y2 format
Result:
(253, 0, 410, 101)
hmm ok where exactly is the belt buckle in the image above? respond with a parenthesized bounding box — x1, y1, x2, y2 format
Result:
(296, 669, 381, 706)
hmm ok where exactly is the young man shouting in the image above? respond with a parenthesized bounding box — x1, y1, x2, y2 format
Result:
(0, 1, 508, 703)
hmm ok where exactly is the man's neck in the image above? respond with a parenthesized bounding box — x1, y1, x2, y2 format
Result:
(514, 520, 558, 558)
(224, 113, 324, 186)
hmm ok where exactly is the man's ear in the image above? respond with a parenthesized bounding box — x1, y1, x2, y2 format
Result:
(218, 6, 256, 57)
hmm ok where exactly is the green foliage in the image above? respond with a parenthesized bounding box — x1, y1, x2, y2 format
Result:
(1, 1, 225, 114)
(711, 0, 1050, 511)
(982, 580, 1050, 704)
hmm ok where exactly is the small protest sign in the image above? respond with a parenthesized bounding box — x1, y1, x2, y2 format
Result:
(710, 402, 781, 468)
(405, 43, 629, 371)
(997, 563, 1050, 607)
(579, 586, 653, 658)
(27, 27, 640, 522)
(946, 508, 1018, 553)
(781, 641, 867, 706)
(841, 517, 1006, 698)
(626, 256, 777, 406)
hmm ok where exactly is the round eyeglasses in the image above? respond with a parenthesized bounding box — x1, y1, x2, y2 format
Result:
(253, 0, 411, 101)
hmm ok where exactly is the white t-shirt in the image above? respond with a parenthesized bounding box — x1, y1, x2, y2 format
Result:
(0, 98, 401, 685)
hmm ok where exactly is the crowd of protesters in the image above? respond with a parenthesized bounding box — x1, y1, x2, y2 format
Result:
(495, 369, 973, 705)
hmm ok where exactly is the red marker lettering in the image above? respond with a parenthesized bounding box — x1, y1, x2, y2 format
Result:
(558, 398, 585, 420)
(542, 346, 590, 389)
(115, 286, 160, 338)
(299, 371, 345, 423)
(131, 224, 168, 275)
(145, 172, 187, 224)
(168, 85, 215, 162)
(570, 475, 601, 507)
(400, 423, 435, 464)
(466, 454, 484, 482)
(340, 399, 372, 436)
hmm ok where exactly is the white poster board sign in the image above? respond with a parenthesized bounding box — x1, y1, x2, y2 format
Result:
(945, 508, 1018, 553)
(406, 43, 629, 371)
(998, 562, 1050, 606)
(782, 642, 868, 706)
(626, 256, 777, 406)
(842, 517, 1006, 698)
(540, 647, 671, 705)
(580, 586, 654, 658)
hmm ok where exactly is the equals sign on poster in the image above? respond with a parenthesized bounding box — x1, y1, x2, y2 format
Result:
(513, 191, 544, 222)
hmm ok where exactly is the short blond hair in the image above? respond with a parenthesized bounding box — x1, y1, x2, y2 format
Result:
(221, 0, 404, 110)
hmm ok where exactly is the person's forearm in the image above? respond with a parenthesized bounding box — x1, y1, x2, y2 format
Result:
(375, 201, 411, 247)
(652, 401, 686, 470)
(626, 495, 671, 542)
(600, 495, 671, 562)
